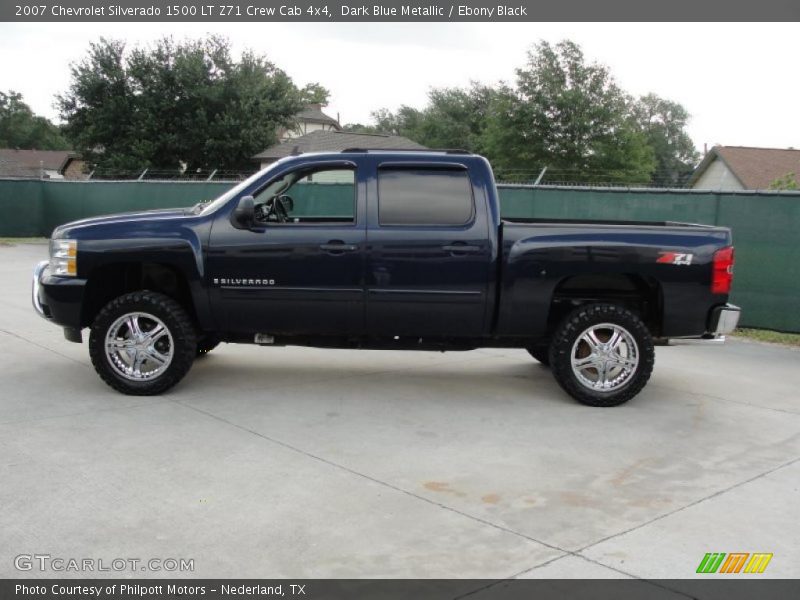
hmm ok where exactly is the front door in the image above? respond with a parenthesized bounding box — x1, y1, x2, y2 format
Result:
(365, 164, 492, 337)
(207, 163, 365, 336)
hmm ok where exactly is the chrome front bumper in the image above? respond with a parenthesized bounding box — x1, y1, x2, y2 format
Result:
(32, 260, 49, 319)
(30, 260, 85, 342)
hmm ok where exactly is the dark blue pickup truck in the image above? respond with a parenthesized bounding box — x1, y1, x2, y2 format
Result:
(33, 150, 739, 406)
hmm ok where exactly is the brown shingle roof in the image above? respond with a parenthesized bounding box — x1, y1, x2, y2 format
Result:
(294, 105, 341, 128)
(0, 149, 74, 178)
(253, 130, 427, 161)
(690, 146, 800, 189)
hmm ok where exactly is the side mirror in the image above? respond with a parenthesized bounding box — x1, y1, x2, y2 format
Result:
(232, 195, 255, 228)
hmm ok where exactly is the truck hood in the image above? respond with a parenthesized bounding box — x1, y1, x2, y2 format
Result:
(52, 207, 192, 238)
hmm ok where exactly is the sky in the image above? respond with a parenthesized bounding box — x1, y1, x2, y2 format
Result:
(1, 22, 797, 153)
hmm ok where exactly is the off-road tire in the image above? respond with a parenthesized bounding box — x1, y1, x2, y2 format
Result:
(549, 303, 654, 407)
(526, 345, 550, 367)
(89, 291, 197, 395)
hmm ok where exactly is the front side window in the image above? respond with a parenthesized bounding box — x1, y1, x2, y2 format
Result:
(253, 167, 355, 225)
(378, 168, 474, 226)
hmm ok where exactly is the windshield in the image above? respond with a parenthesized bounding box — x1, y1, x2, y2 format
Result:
(197, 165, 277, 215)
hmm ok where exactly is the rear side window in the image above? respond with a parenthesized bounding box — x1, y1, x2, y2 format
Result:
(378, 168, 474, 226)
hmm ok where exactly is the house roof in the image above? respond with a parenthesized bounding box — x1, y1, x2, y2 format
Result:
(0, 149, 75, 178)
(689, 146, 800, 189)
(253, 130, 427, 161)
(294, 105, 341, 128)
(59, 154, 83, 172)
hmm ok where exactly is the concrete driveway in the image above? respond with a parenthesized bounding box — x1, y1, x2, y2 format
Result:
(1, 242, 798, 580)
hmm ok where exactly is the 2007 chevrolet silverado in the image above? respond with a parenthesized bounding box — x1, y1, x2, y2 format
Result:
(32, 150, 740, 406)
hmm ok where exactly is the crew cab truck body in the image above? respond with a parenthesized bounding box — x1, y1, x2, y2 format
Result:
(32, 151, 740, 406)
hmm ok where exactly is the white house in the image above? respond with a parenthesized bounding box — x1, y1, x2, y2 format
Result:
(278, 104, 342, 141)
(689, 146, 800, 190)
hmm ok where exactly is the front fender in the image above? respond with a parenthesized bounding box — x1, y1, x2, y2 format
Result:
(63, 215, 214, 330)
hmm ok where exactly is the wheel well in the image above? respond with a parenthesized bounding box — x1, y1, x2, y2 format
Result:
(81, 262, 196, 328)
(547, 274, 663, 336)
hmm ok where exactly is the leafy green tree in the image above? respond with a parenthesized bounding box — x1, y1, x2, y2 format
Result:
(343, 107, 422, 137)
(632, 93, 699, 186)
(0, 91, 69, 150)
(351, 40, 700, 187)
(340, 122, 375, 134)
(344, 84, 495, 152)
(58, 36, 304, 173)
(370, 107, 423, 136)
(769, 172, 798, 190)
(299, 83, 331, 106)
(481, 40, 655, 183)
(356, 41, 666, 184)
(413, 83, 496, 151)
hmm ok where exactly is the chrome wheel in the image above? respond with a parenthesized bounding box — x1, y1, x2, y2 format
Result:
(104, 312, 174, 381)
(570, 322, 639, 392)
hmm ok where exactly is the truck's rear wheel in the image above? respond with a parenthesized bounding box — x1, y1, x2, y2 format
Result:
(89, 291, 197, 395)
(549, 303, 654, 407)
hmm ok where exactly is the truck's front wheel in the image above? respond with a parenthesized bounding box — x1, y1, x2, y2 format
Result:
(549, 303, 654, 407)
(526, 345, 550, 366)
(89, 291, 197, 395)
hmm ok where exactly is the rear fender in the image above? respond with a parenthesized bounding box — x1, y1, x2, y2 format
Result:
(495, 227, 730, 338)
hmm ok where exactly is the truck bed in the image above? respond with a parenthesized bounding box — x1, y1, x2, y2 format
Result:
(494, 219, 733, 339)
(502, 217, 717, 228)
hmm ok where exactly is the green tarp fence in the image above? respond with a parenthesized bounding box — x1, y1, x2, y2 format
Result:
(1, 179, 798, 332)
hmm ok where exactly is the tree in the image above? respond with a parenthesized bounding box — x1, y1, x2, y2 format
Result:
(769, 172, 798, 190)
(343, 106, 422, 136)
(299, 83, 331, 106)
(481, 40, 655, 183)
(374, 106, 424, 136)
(352, 40, 699, 186)
(632, 93, 699, 186)
(341, 122, 375, 134)
(356, 41, 707, 186)
(343, 83, 496, 152)
(0, 91, 69, 150)
(58, 36, 305, 174)
(413, 83, 496, 151)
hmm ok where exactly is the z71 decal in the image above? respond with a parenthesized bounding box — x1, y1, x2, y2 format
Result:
(657, 252, 694, 265)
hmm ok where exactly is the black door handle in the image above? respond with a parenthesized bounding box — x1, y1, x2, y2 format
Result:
(442, 244, 482, 254)
(320, 241, 358, 253)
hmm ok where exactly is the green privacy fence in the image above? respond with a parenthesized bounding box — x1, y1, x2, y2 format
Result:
(1, 179, 799, 332)
(501, 186, 800, 333)
(289, 182, 355, 217)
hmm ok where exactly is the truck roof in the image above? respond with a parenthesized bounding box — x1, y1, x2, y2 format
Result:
(339, 148, 473, 155)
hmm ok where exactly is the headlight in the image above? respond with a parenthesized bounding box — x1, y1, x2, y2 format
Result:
(50, 239, 78, 276)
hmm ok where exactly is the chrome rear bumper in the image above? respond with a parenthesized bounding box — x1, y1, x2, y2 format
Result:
(710, 304, 741, 335)
(660, 304, 741, 345)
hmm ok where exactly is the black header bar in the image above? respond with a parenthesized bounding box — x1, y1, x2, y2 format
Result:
(4, 579, 800, 600)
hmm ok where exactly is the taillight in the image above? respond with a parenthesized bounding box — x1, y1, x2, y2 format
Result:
(712, 246, 734, 294)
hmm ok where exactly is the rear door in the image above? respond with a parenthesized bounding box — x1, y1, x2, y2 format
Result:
(365, 162, 492, 337)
